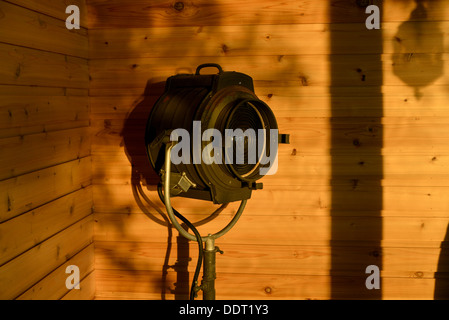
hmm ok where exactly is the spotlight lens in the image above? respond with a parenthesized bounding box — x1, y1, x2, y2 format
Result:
(224, 100, 266, 179)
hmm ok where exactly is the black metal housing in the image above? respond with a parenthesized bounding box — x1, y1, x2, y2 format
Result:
(145, 64, 279, 204)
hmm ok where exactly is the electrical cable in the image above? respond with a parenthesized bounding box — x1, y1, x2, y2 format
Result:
(157, 183, 203, 300)
(159, 142, 247, 300)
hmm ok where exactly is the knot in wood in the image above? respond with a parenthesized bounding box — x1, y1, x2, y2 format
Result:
(173, 2, 184, 11)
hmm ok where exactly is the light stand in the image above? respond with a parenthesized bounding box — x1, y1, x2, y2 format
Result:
(193, 236, 222, 300)
(162, 141, 246, 300)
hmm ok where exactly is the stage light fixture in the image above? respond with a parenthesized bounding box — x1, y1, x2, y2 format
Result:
(145, 64, 289, 300)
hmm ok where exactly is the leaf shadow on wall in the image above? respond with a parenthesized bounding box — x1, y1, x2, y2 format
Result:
(121, 80, 227, 299)
(95, 0, 395, 300)
(389, 0, 448, 299)
(120, 80, 175, 299)
(111, 1, 230, 300)
(392, 0, 444, 99)
(121, 80, 193, 300)
(115, 1, 287, 300)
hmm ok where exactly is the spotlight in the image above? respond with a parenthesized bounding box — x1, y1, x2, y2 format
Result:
(145, 64, 289, 300)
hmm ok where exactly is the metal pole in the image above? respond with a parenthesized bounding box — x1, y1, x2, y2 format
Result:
(202, 236, 216, 300)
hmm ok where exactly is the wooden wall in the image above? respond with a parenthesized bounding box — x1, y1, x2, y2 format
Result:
(86, 0, 448, 300)
(0, 0, 94, 299)
(5, 0, 448, 301)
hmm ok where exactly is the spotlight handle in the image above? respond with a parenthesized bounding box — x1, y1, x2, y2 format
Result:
(163, 142, 246, 242)
(163, 142, 245, 300)
(195, 63, 223, 75)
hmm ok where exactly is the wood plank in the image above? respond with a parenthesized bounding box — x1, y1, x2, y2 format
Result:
(94, 268, 447, 300)
(89, 54, 449, 90)
(382, 277, 446, 300)
(87, 0, 449, 29)
(89, 88, 449, 119)
(88, 83, 449, 98)
(93, 111, 439, 130)
(0, 1, 88, 58)
(91, 182, 449, 217)
(89, 21, 449, 59)
(93, 158, 449, 188)
(0, 187, 93, 266)
(0, 85, 64, 96)
(0, 85, 88, 96)
(0, 43, 89, 88)
(61, 270, 95, 300)
(90, 142, 448, 166)
(90, 115, 449, 155)
(94, 291, 163, 300)
(278, 153, 449, 177)
(0, 127, 91, 181)
(7, 0, 88, 28)
(0, 95, 89, 138)
(94, 241, 445, 278)
(86, 0, 332, 29)
(17, 244, 95, 300)
(263, 95, 449, 118)
(0, 156, 92, 223)
(0, 215, 94, 299)
(93, 211, 449, 246)
(94, 269, 327, 300)
(89, 144, 449, 179)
